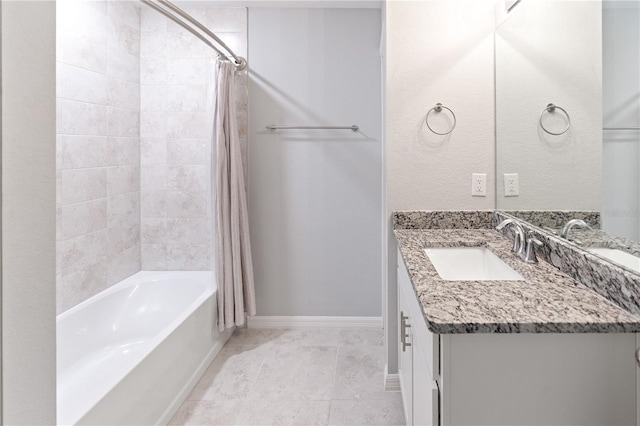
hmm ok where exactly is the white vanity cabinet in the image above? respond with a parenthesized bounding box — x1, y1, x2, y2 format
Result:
(397, 253, 438, 426)
(397, 249, 640, 426)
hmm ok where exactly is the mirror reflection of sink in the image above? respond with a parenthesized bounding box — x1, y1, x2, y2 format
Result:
(586, 248, 640, 273)
(424, 247, 525, 281)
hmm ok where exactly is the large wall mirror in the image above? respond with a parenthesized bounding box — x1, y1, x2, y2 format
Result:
(496, 0, 640, 274)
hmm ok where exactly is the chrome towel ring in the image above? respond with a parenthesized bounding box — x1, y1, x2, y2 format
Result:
(539, 103, 570, 135)
(426, 103, 456, 135)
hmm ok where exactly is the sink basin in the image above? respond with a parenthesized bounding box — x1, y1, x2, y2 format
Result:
(424, 247, 525, 281)
(586, 248, 640, 273)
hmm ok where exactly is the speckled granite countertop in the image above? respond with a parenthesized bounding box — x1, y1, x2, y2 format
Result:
(395, 228, 640, 334)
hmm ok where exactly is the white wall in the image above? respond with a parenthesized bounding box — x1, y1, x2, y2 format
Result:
(384, 0, 496, 374)
(602, 2, 640, 241)
(386, 1, 496, 212)
(248, 8, 383, 317)
(1, 1, 57, 423)
(495, 0, 602, 211)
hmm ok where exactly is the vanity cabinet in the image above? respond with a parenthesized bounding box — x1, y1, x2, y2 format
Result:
(398, 253, 438, 426)
(397, 249, 639, 426)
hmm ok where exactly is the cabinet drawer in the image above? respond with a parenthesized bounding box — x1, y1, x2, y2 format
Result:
(398, 249, 439, 381)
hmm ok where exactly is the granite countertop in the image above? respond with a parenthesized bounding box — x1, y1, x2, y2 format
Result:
(395, 228, 640, 334)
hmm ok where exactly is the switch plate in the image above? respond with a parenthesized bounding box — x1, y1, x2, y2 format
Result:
(472, 173, 487, 197)
(504, 173, 519, 196)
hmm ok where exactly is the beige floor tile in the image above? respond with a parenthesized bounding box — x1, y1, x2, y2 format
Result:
(228, 327, 341, 347)
(328, 394, 406, 426)
(270, 328, 341, 346)
(187, 345, 267, 401)
(226, 328, 288, 347)
(331, 345, 388, 400)
(168, 399, 243, 425)
(338, 329, 384, 346)
(235, 400, 331, 425)
(247, 345, 337, 401)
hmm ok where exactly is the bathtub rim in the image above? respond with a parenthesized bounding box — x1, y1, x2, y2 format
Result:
(56, 270, 215, 322)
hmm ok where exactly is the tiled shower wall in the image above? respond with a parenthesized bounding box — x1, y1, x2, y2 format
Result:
(139, 7, 248, 271)
(56, 0, 141, 314)
(56, 1, 248, 313)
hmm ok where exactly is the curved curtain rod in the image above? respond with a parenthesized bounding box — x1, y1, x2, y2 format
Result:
(139, 0, 247, 70)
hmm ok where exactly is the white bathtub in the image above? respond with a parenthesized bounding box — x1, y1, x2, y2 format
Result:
(57, 271, 231, 425)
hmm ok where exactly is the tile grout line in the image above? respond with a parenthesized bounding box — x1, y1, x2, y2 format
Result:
(326, 337, 342, 423)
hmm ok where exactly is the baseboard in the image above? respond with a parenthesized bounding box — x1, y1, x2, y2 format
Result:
(247, 315, 383, 329)
(157, 327, 233, 425)
(384, 364, 401, 392)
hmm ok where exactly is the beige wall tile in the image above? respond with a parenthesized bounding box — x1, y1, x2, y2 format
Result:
(167, 244, 209, 270)
(167, 138, 209, 165)
(57, 99, 108, 135)
(165, 191, 208, 218)
(107, 165, 140, 196)
(108, 106, 140, 137)
(59, 135, 109, 169)
(58, 229, 108, 277)
(59, 199, 108, 241)
(107, 137, 140, 166)
(108, 245, 140, 285)
(60, 168, 107, 205)
(57, 62, 108, 104)
(141, 244, 168, 270)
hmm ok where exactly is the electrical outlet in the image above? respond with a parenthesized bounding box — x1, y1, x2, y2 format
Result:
(504, 173, 519, 196)
(471, 173, 487, 197)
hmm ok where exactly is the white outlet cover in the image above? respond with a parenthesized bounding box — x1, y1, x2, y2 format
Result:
(472, 173, 487, 197)
(504, 173, 519, 197)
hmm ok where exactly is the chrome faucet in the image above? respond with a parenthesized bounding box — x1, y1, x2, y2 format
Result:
(496, 218, 526, 257)
(560, 219, 592, 239)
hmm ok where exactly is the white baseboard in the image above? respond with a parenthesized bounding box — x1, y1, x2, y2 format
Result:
(384, 364, 401, 392)
(247, 315, 383, 329)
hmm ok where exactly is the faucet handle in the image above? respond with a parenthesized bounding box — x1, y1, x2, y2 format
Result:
(523, 231, 543, 264)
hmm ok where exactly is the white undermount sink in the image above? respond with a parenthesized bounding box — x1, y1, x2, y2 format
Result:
(586, 248, 640, 273)
(424, 247, 525, 281)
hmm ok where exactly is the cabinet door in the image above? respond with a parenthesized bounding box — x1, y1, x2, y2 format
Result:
(398, 264, 413, 426)
(413, 325, 439, 426)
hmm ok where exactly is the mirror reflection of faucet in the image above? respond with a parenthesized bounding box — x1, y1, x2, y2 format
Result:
(560, 219, 593, 240)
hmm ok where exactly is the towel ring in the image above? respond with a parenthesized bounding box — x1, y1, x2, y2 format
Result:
(539, 103, 570, 135)
(426, 103, 456, 135)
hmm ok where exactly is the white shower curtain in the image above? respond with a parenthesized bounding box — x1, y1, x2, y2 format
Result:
(212, 60, 256, 331)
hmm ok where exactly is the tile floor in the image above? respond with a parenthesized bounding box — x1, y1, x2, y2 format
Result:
(169, 328, 406, 426)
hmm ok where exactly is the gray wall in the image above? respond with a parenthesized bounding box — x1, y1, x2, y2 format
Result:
(2, 1, 57, 423)
(602, 2, 640, 241)
(248, 8, 383, 317)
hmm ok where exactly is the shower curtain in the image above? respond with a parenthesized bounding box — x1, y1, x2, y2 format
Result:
(212, 60, 256, 331)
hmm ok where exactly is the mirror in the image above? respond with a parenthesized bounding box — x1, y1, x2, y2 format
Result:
(495, 0, 640, 274)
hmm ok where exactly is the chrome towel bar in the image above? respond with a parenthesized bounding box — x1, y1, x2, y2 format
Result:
(266, 125, 359, 132)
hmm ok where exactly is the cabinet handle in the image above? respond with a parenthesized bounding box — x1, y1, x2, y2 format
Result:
(400, 311, 411, 352)
(636, 348, 640, 368)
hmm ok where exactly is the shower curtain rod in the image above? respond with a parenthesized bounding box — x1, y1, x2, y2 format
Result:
(140, 0, 247, 71)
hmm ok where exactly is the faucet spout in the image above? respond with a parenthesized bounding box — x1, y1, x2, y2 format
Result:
(560, 219, 592, 239)
(496, 218, 526, 256)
